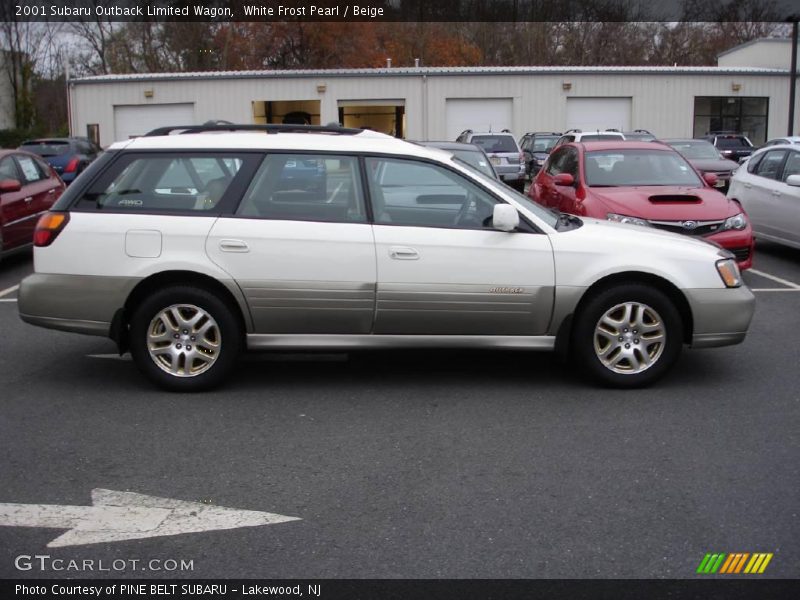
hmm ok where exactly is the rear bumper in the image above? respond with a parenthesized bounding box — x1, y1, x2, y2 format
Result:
(18, 273, 139, 337)
(685, 286, 755, 348)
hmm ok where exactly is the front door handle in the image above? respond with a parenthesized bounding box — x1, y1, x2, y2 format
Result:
(743, 183, 752, 189)
(219, 239, 250, 253)
(771, 190, 782, 196)
(389, 246, 419, 260)
(23, 196, 33, 203)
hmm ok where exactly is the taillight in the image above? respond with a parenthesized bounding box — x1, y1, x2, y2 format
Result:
(33, 212, 69, 247)
(64, 158, 79, 173)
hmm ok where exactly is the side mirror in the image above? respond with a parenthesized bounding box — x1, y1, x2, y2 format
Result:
(0, 179, 22, 194)
(553, 173, 575, 186)
(703, 172, 719, 187)
(492, 204, 520, 232)
(786, 174, 800, 187)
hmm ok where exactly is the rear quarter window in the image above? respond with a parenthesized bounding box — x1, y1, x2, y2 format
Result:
(73, 153, 255, 213)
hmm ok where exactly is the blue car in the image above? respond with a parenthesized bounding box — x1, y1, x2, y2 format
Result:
(18, 137, 102, 184)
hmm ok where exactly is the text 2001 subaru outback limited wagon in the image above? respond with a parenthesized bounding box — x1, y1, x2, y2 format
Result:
(18, 124, 755, 392)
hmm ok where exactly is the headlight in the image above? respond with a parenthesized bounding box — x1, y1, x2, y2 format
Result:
(607, 213, 650, 227)
(722, 213, 747, 231)
(716, 258, 742, 288)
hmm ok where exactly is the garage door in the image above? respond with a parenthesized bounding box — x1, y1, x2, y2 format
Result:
(113, 103, 195, 142)
(445, 99, 512, 140)
(566, 98, 631, 133)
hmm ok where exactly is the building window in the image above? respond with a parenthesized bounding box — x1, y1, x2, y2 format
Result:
(693, 97, 768, 145)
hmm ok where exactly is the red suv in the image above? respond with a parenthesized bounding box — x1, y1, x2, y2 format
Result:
(528, 141, 754, 269)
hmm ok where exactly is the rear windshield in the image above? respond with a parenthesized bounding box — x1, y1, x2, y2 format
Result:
(20, 141, 70, 157)
(581, 134, 624, 142)
(470, 135, 518, 153)
(450, 149, 496, 178)
(716, 137, 752, 149)
(532, 137, 559, 152)
(667, 141, 720, 160)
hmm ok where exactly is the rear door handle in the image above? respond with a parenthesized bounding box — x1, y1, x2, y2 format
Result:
(743, 183, 752, 189)
(389, 246, 419, 260)
(771, 190, 782, 196)
(24, 196, 33, 203)
(219, 239, 250, 253)
(48, 189, 56, 195)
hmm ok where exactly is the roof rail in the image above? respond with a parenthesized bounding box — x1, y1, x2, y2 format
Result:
(565, 128, 581, 134)
(633, 129, 652, 134)
(144, 123, 364, 137)
(606, 128, 621, 132)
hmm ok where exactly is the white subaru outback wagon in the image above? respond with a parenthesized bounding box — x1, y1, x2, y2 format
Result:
(18, 124, 755, 391)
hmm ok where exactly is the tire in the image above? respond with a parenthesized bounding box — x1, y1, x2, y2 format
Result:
(572, 284, 683, 388)
(129, 286, 242, 392)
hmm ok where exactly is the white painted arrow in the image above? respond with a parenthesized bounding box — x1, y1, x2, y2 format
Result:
(0, 488, 300, 547)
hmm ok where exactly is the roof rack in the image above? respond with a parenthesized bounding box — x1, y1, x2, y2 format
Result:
(144, 123, 364, 137)
(564, 128, 582, 134)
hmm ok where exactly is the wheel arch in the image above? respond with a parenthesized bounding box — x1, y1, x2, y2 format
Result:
(112, 270, 250, 354)
(555, 271, 694, 356)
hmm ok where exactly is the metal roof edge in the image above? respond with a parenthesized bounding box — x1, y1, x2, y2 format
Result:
(69, 65, 791, 85)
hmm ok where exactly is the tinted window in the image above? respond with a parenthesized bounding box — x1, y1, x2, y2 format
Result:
(754, 150, 787, 180)
(469, 135, 518, 153)
(77, 153, 247, 212)
(716, 137, 752, 149)
(366, 157, 500, 230)
(584, 149, 702, 187)
(237, 154, 365, 223)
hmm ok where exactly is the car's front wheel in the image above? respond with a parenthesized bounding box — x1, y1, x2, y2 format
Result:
(129, 286, 242, 392)
(573, 284, 683, 388)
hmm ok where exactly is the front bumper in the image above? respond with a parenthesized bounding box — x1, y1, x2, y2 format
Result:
(707, 226, 755, 270)
(684, 285, 755, 348)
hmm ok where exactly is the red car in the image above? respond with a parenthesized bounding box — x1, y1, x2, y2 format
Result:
(0, 149, 65, 262)
(529, 141, 754, 269)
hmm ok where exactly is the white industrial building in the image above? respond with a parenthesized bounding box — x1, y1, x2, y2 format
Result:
(67, 38, 800, 148)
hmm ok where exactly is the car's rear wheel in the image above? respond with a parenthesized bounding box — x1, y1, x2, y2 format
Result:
(129, 286, 242, 392)
(573, 284, 683, 388)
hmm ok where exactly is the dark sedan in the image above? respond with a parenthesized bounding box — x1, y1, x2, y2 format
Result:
(663, 139, 740, 192)
(19, 137, 102, 184)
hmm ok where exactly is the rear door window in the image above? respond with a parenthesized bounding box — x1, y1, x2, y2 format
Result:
(75, 153, 253, 213)
(754, 150, 787, 181)
(236, 154, 366, 223)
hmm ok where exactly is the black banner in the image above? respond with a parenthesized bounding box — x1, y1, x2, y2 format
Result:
(3, 579, 800, 600)
(3, 0, 800, 23)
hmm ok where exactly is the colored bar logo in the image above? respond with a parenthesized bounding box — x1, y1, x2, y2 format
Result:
(697, 553, 773, 574)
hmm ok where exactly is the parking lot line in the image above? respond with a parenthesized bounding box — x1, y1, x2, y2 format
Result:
(748, 269, 800, 290)
(0, 284, 20, 298)
(751, 288, 800, 293)
(0, 299, 17, 303)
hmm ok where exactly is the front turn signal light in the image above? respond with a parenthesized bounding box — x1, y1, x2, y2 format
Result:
(716, 258, 742, 288)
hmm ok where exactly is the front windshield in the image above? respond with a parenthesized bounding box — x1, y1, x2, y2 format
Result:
(585, 149, 702, 187)
(451, 149, 496, 178)
(457, 160, 559, 229)
(667, 141, 720, 160)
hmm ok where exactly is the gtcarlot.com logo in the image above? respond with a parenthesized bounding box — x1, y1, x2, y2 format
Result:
(697, 552, 773, 574)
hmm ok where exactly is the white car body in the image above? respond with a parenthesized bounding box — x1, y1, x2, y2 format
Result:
(728, 143, 800, 250)
(18, 126, 754, 391)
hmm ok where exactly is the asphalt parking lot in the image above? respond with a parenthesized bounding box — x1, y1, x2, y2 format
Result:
(0, 242, 798, 580)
